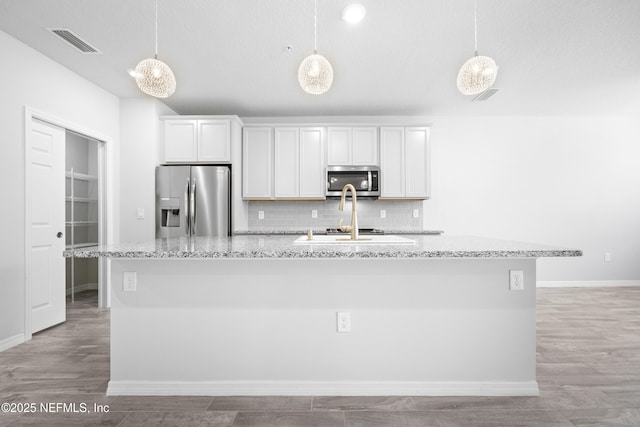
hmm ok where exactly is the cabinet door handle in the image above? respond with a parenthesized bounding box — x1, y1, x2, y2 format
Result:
(57, 232, 63, 238)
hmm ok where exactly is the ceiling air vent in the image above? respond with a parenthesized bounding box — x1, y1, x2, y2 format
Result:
(47, 28, 101, 54)
(472, 88, 500, 102)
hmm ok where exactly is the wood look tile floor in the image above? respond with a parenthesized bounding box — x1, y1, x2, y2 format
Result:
(1, 287, 639, 426)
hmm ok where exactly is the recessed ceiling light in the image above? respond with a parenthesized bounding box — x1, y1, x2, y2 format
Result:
(342, 4, 366, 24)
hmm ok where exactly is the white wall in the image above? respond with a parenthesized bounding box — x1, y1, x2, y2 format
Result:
(119, 98, 175, 243)
(0, 30, 119, 347)
(423, 115, 640, 283)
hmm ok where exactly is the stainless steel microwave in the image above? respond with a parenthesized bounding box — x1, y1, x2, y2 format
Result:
(326, 166, 380, 199)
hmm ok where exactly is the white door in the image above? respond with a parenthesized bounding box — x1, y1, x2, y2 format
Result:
(405, 127, 431, 198)
(380, 127, 406, 198)
(299, 127, 325, 198)
(28, 119, 66, 333)
(274, 128, 300, 198)
(163, 120, 198, 162)
(352, 127, 379, 166)
(198, 120, 231, 162)
(242, 127, 273, 199)
(327, 127, 351, 165)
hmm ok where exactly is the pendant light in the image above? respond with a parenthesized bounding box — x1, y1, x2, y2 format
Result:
(298, 0, 334, 95)
(133, 0, 176, 98)
(457, 0, 498, 95)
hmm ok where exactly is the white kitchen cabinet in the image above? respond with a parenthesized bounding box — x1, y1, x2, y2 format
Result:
(327, 127, 378, 165)
(299, 127, 325, 198)
(242, 127, 273, 199)
(405, 127, 431, 198)
(162, 118, 232, 163)
(243, 126, 325, 200)
(274, 128, 300, 198)
(380, 126, 430, 199)
(327, 128, 350, 164)
(198, 120, 231, 162)
(163, 120, 197, 162)
(273, 127, 325, 199)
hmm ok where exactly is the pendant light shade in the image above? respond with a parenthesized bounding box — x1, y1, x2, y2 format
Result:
(298, 52, 334, 95)
(135, 56, 176, 98)
(457, 0, 498, 95)
(298, 0, 333, 95)
(457, 55, 497, 95)
(133, 0, 176, 98)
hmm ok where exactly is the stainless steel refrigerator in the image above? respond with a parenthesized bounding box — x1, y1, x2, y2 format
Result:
(156, 165, 231, 238)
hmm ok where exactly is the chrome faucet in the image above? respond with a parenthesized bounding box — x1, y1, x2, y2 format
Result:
(338, 184, 359, 240)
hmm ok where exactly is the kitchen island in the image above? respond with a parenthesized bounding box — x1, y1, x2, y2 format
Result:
(65, 234, 581, 397)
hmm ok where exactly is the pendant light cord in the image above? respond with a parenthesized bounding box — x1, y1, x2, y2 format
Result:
(473, 0, 478, 56)
(154, 0, 159, 58)
(313, 0, 318, 53)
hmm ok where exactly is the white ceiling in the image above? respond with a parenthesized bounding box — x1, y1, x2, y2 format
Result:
(1, 0, 639, 117)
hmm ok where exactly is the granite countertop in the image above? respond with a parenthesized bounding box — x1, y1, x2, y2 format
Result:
(234, 230, 445, 235)
(63, 234, 582, 259)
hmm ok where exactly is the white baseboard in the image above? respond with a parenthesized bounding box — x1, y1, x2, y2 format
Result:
(0, 334, 25, 352)
(107, 380, 539, 397)
(66, 282, 98, 296)
(537, 280, 640, 288)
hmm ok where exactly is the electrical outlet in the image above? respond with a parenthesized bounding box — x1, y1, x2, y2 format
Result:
(412, 209, 419, 218)
(509, 270, 524, 291)
(604, 252, 612, 262)
(311, 209, 318, 219)
(337, 312, 351, 333)
(123, 272, 137, 292)
(380, 210, 386, 219)
(258, 210, 264, 220)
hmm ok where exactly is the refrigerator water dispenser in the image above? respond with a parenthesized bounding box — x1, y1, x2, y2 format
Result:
(159, 197, 180, 227)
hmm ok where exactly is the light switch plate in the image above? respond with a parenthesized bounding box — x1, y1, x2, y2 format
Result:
(137, 208, 144, 219)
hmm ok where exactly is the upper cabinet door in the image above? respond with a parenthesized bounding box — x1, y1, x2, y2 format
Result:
(327, 127, 378, 166)
(352, 127, 378, 165)
(405, 127, 430, 199)
(163, 118, 233, 163)
(164, 120, 198, 162)
(274, 128, 300, 199)
(198, 120, 231, 162)
(327, 127, 351, 165)
(380, 126, 430, 199)
(380, 127, 406, 198)
(242, 127, 273, 199)
(299, 127, 325, 198)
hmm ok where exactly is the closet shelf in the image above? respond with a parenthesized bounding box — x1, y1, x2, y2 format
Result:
(66, 221, 98, 226)
(66, 242, 99, 250)
(65, 171, 98, 181)
(65, 196, 98, 203)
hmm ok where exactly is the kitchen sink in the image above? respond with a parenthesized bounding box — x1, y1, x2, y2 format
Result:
(293, 235, 416, 245)
(325, 228, 384, 235)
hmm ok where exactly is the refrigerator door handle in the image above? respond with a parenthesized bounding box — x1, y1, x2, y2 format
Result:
(190, 178, 197, 235)
(184, 178, 190, 235)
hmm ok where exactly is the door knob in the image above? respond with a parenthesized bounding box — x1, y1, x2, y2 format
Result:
(57, 232, 63, 238)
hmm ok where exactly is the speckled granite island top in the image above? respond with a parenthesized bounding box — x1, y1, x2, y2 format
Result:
(63, 235, 582, 259)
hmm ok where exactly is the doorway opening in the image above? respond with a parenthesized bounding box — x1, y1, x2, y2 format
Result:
(65, 131, 104, 304)
(25, 107, 110, 340)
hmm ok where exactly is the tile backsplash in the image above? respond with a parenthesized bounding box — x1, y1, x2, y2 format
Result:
(247, 199, 423, 232)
